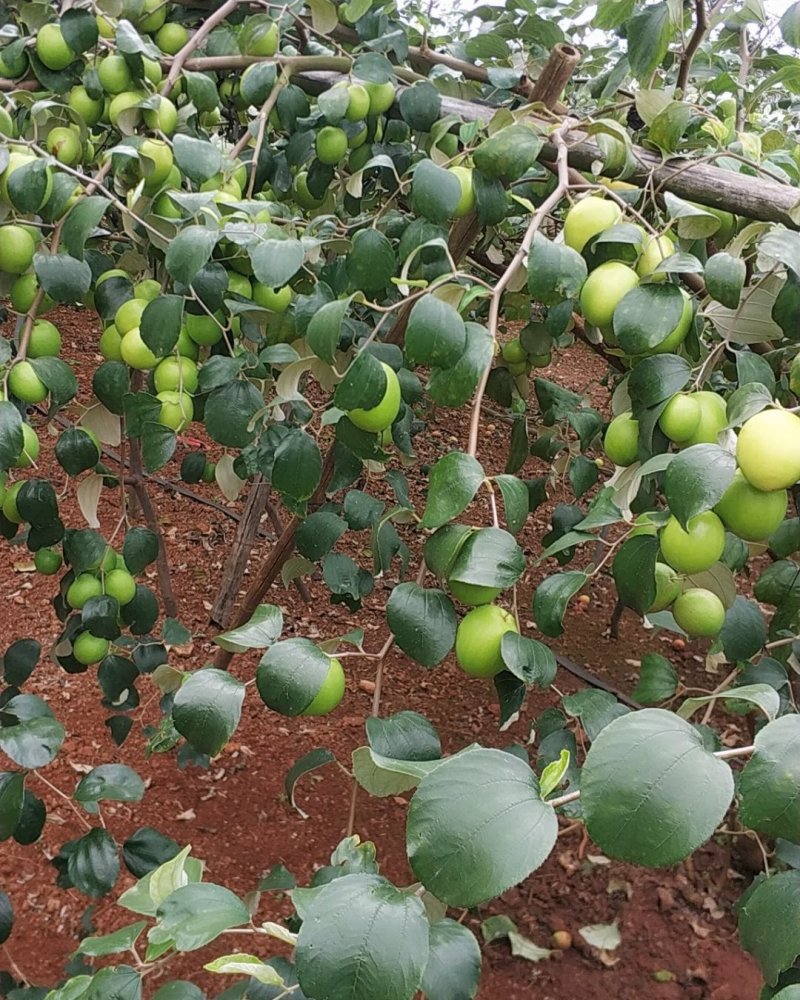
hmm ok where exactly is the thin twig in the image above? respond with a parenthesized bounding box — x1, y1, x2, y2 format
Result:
(677, 0, 708, 94)
(467, 121, 573, 459)
(161, 0, 244, 95)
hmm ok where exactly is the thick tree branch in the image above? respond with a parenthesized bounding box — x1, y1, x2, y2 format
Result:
(529, 43, 582, 110)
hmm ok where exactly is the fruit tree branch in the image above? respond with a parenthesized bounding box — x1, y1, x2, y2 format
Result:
(160, 0, 244, 96)
(467, 120, 572, 459)
(529, 43, 582, 110)
(285, 66, 799, 226)
(677, 0, 709, 94)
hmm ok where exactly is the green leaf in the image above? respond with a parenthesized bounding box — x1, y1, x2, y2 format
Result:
(495, 475, 529, 535)
(346, 228, 396, 294)
(406, 295, 467, 370)
(75, 765, 145, 807)
(215, 604, 283, 653)
(79, 921, 148, 958)
(272, 429, 321, 502)
(141, 422, 176, 472)
(706, 252, 746, 309)
(285, 747, 336, 818)
(533, 571, 588, 637)
(165, 226, 219, 286)
(323, 552, 374, 610)
(172, 669, 245, 756)
(2, 638, 41, 687)
(421, 918, 482, 1000)
(296, 512, 347, 561)
(539, 749, 571, 801)
(627, 1, 672, 79)
(66, 827, 120, 897)
(334, 350, 387, 412)
(34, 252, 92, 303)
(720, 596, 767, 662)
(739, 872, 800, 986)
(123, 827, 181, 879)
(407, 748, 557, 907)
(172, 134, 222, 185)
(612, 284, 686, 355)
(295, 874, 429, 1000)
(249, 239, 304, 288)
(428, 322, 493, 409)
(7, 158, 50, 213)
(647, 101, 692, 154)
(473, 124, 544, 182)
(419, 452, 484, 530)
(664, 445, 736, 527)
(62, 196, 111, 260)
(85, 966, 141, 1000)
(204, 954, 284, 985)
(677, 683, 780, 722)
(0, 401, 23, 470)
(353, 52, 395, 82)
(500, 633, 557, 688)
(740, 715, 800, 841)
(0, 772, 24, 841)
(17, 479, 58, 527)
(726, 382, 773, 427)
(707, 273, 784, 344)
(386, 584, 457, 668)
(0, 694, 65, 768)
(204, 380, 262, 448)
(141, 296, 183, 357)
(399, 81, 442, 132)
(527, 233, 587, 307)
(352, 746, 442, 798)
(412, 159, 461, 223)
(240, 61, 278, 104)
(344, 491, 385, 531)
(781, 2, 800, 46)
(123, 527, 158, 575)
(448, 527, 525, 590)
(308, 298, 350, 364)
(736, 350, 776, 394)
(56, 427, 101, 476)
(0, 890, 10, 946)
(612, 535, 658, 615)
(256, 638, 333, 716)
(581, 709, 734, 866)
(628, 354, 691, 408)
(366, 711, 441, 762)
(563, 689, 629, 741)
(150, 883, 250, 952)
(632, 653, 678, 704)
(61, 8, 99, 51)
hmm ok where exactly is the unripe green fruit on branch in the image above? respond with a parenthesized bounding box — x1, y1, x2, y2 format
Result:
(455, 605, 518, 677)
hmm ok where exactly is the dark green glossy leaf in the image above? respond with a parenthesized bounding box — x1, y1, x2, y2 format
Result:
(533, 571, 588, 637)
(172, 669, 245, 756)
(295, 874, 429, 1000)
(419, 452, 484, 530)
(386, 583, 457, 668)
(664, 445, 736, 527)
(407, 748, 557, 907)
(581, 709, 734, 866)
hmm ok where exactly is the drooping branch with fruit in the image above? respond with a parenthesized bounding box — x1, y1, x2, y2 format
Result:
(1, 0, 800, 996)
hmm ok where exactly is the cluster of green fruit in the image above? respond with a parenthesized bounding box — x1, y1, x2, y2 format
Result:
(606, 405, 799, 637)
(500, 322, 553, 377)
(62, 548, 140, 665)
(563, 195, 694, 350)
